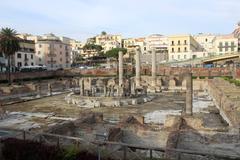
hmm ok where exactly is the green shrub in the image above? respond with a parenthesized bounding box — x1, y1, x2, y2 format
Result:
(63, 146, 79, 160)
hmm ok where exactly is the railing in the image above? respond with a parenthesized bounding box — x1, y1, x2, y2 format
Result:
(1, 129, 240, 160)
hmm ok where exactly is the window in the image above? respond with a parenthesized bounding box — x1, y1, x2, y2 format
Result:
(172, 48, 174, 53)
(39, 44, 42, 48)
(24, 54, 27, 60)
(178, 47, 180, 52)
(205, 38, 208, 42)
(31, 63, 34, 66)
(60, 51, 62, 55)
(17, 53, 21, 58)
(60, 58, 62, 62)
(60, 45, 62, 48)
(171, 41, 174, 45)
(31, 54, 33, 59)
(178, 40, 180, 45)
(231, 42, 235, 51)
(39, 58, 41, 62)
(184, 47, 187, 52)
(184, 40, 187, 45)
(225, 42, 228, 47)
(38, 51, 41, 55)
(219, 42, 223, 52)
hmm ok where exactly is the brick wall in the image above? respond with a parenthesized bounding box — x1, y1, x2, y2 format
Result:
(0, 67, 236, 82)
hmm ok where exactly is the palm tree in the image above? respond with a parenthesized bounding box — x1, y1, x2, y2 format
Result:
(0, 28, 20, 84)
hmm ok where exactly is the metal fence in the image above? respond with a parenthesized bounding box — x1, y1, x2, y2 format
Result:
(1, 129, 240, 160)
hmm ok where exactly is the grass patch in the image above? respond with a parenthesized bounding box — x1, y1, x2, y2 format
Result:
(222, 76, 240, 86)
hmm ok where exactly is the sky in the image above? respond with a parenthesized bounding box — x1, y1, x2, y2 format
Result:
(0, 0, 240, 41)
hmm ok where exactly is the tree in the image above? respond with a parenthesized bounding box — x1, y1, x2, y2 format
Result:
(105, 48, 127, 59)
(83, 44, 102, 52)
(0, 28, 20, 84)
(101, 31, 107, 35)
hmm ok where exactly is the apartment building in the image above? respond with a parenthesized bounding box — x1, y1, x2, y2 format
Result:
(95, 34, 122, 53)
(232, 23, 240, 52)
(123, 38, 136, 48)
(194, 33, 216, 55)
(145, 34, 168, 54)
(168, 34, 200, 61)
(35, 34, 71, 70)
(145, 34, 168, 62)
(70, 40, 84, 63)
(214, 34, 238, 55)
(14, 39, 36, 68)
(0, 52, 6, 72)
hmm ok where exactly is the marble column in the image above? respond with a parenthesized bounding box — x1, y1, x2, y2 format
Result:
(103, 85, 107, 97)
(135, 47, 141, 88)
(119, 51, 123, 87)
(80, 79, 84, 96)
(185, 73, 193, 115)
(151, 49, 156, 87)
(37, 84, 41, 97)
(48, 83, 52, 96)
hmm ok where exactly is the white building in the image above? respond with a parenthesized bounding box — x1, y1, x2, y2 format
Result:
(14, 39, 36, 68)
(0, 52, 6, 72)
(214, 34, 238, 55)
(70, 40, 84, 63)
(194, 33, 216, 55)
(145, 34, 168, 62)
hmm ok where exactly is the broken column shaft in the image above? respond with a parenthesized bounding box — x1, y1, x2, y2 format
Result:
(185, 73, 193, 115)
(151, 49, 156, 87)
(135, 47, 141, 88)
(118, 51, 123, 87)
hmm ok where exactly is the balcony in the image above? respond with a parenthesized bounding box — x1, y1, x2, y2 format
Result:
(47, 54, 57, 57)
(47, 61, 56, 64)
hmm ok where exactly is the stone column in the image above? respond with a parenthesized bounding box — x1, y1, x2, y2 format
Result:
(135, 47, 141, 87)
(37, 84, 41, 97)
(80, 79, 84, 96)
(131, 79, 136, 95)
(119, 51, 123, 87)
(185, 73, 193, 115)
(48, 83, 52, 96)
(103, 85, 107, 97)
(151, 49, 156, 87)
(88, 78, 92, 90)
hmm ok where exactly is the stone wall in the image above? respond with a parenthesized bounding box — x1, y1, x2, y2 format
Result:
(0, 69, 116, 82)
(208, 78, 240, 128)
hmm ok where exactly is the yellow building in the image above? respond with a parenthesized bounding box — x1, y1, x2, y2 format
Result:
(123, 38, 136, 48)
(168, 34, 200, 61)
(95, 34, 122, 53)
